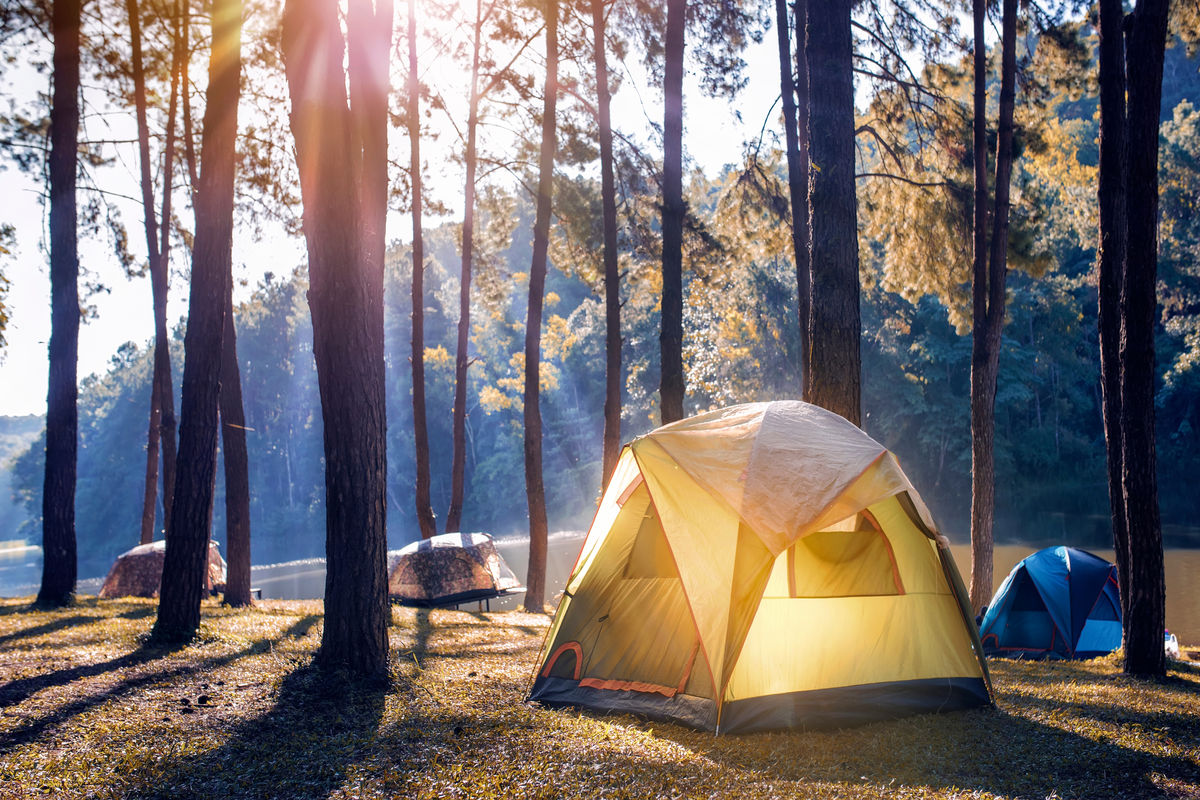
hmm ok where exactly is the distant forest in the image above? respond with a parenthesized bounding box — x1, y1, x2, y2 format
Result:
(2, 25, 1199, 583)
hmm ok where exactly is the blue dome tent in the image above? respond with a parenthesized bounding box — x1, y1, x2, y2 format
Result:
(979, 546, 1122, 660)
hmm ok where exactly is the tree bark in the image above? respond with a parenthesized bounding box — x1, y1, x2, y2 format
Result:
(1119, 0, 1169, 678)
(181, 0, 199, 195)
(804, 0, 859, 425)
(156, 0, 182, 541)
(407, 0, 437, 540)
(283, 0, 390, 677)
(523, 0, 557, 613)
(967, 0, 989, 611)
(220, 284, 252, 607)
(968, 0, 1016, 613)
(140, 368, 164, 544)
(776, 0, 810, 397)
(38, 0, 83, 608)
(593, 0, 622, 483)
(129, 0, 160, 547)
(446, 0, 485, 533)
(659, 0, 685, 425)
(128, 0, 179, 546)
(153, 0, 241, 643)
(1096, 0, 1128, 620)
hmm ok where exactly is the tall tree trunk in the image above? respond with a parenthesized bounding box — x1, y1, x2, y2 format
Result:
(282, 0, 390, 677)
(967, 0, 990, 611)
(446, 0, 483, 534)
(220, 285, 252, 607)
(157, 0, 184, 540)
(181, 0, 199, 195)
(523, 0, 557, 613)
(659, 0, 685, 425)
(38, 0, 82, 608)
(969, 0, 1017, 613)
(1096, 0, 1128, 619)
(407, 0, 437, 540)
(593, 0, 621, 482)
(975, 0, 1017, 613)
(348, 0, 390, 355)
(152, 0, 241, 643)
(804, 0, 859, 425)
(776, 0, 809, 397)
(128, 0, 179, 546)
(1119, 0, 1168, 678)
(140, 372, 164, 544)
(129, 0, 160, 546)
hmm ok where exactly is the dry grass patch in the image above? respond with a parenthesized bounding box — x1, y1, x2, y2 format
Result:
(1, 597, 1199, 799)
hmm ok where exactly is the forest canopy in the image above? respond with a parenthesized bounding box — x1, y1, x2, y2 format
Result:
(0, 1, 1198, 587)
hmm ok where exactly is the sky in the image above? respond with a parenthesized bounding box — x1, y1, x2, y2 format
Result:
(0, 30, 785, 418)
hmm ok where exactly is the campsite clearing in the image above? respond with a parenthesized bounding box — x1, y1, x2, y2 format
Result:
(1, 596, 1198, 799)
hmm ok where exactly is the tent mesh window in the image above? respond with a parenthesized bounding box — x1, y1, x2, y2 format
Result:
(764, 514, 904, 599)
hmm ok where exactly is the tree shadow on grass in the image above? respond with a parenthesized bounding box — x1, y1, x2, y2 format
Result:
(0, 604, 155, 648)
(0, 614, 101, 647)
(1004, 684, 1200, 733)
(126, 663, 388, 800)
(0, 614, 322, 755)
(641, 702, 1200, 798)
(0, 645, 170, 709)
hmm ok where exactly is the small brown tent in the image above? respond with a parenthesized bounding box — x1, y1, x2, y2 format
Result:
(388, 532, 522, 607)
(98, 540, 227, 599)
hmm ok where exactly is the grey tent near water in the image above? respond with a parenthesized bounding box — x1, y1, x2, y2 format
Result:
(387, 532, 523, 608)
(98, 540, 227, 598)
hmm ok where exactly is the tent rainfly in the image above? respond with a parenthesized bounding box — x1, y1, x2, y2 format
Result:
(528, 401, 992, 733)
(979, 546, 1122, 660)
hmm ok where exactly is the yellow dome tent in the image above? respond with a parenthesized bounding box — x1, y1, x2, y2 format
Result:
(529, 401, 992, 733)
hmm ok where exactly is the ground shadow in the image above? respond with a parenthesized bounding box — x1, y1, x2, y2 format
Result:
(0, 614, 321, 756)
(0, 614, 102, 647)
(413, 608, 432, 661)
(0, 644, 172, 709)
(462, 608, 544, 638)
(1004, 684, 1200, 732)
(638, 702, 1200, 798)
(126, 663, 388, 800)
(0, 604, 155, 650)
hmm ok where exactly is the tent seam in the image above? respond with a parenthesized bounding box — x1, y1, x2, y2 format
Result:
(630, 445, 722, 713)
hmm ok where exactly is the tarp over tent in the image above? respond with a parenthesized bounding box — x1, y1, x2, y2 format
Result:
(98, 540, 227, 599)
(388, 532, 523, 607)
(528, 401, 992, 733)
(979, 546, 1122, 660)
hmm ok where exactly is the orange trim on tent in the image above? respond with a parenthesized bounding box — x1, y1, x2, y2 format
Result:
(616, 473, 644, 507)
(541, 641, 584, 680)
(786, 544, 797, 598)
(631, 448, 721, 706)
(562, 448, 634, 589)
(860, 508, 905, 595)
(676, 641, 700, 694)
(575, 640, 701, 699)
(529, 452, 636, 694)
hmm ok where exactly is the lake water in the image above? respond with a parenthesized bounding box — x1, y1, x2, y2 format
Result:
(241, 535, 1200, 645)
(4, 534, 1199, 644)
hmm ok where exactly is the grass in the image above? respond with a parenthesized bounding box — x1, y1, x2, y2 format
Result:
(1, 597, 1199, 799)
